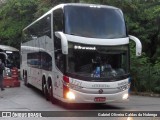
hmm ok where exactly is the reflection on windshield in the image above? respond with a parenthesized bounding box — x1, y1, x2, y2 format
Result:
(64, 5, 126, 39)
(67, 43, 129, 80)
(90, 55, 126, 78)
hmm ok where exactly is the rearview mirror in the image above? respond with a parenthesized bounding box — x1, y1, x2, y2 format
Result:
(55, 31, 68, 54)
(129, 35, 142, 56)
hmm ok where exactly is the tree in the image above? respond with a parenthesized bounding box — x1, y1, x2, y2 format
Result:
(0, 0, 38, 48)
(35, 0, 80, 18)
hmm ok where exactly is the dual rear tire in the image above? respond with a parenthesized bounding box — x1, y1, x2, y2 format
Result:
(42, 81, 56, 104)
(49, 85, 56, 104)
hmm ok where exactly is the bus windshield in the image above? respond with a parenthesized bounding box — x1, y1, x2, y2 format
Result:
(66, 42, 129, 81)
(64, 5, 127, 39)
(6, 51, 20, 69)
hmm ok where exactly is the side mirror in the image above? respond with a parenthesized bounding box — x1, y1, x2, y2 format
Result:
(129, 35, 142, 56)
(55, 31, 68, 54)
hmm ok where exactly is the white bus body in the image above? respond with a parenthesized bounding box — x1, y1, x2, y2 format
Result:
(21, 3, 142, 104)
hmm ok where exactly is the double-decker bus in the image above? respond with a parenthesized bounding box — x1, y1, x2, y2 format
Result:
(21, 3, 142, 104)
(0, 45, 20, 69)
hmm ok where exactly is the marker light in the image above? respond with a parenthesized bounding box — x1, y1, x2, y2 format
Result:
(63, 76, 69, 83)
(66, 91, 75, 100)
(122, 93, 129, 100)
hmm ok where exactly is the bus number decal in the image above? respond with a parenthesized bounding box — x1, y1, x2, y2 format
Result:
(70, 79, 82, 87)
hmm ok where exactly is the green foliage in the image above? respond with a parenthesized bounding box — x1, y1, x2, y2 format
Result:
(33, 0, 80, 18)
(130, 41, 150, 92)
(130, 41, 160, 93)
(0, 0, 38, 48)
(151, 59, 160, 93)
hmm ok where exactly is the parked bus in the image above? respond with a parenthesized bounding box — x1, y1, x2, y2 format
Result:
(21, 3, 142, 104)
(0, 45, 20, 69)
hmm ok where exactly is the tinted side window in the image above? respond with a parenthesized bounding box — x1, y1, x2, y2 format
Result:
(27, 52, 41, 68)
(27, 52, 52, 71)
(53, 9, 64, 51)
(38, 15, 51, 38)
(53, 9, 65, 73)
(53, 9, 63, 32)
(41, 52, 52, 71)
(22, 14, 51, 43)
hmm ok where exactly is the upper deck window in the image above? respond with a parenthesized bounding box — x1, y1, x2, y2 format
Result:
(64, 5, 127, 39)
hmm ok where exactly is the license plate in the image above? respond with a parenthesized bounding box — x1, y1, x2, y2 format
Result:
(94, 97, 106, 102)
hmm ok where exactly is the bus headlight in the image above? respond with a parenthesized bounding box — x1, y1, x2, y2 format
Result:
(122, 93, 129, 100)
(66, 91, 75, 100)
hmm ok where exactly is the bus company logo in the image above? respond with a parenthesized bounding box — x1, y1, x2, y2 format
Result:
(98, 89, 103, 94)
(74, 45, 96, 50)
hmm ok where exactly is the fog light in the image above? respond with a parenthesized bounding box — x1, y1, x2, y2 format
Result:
(66, 91, 75, 100)
(122, 93, 129, 100)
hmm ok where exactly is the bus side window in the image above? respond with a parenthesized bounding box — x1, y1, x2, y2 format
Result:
(41, 52, 52, 71)
(38, 15, 51, 38)
(53, 9, 65, 73)
(53, 9, 63, 32)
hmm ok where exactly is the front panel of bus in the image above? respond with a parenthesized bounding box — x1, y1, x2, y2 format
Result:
(54, 5, 131, 103)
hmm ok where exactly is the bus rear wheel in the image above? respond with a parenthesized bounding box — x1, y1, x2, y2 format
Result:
(49, 85, 56, 104)
(43, 83, 49, 101)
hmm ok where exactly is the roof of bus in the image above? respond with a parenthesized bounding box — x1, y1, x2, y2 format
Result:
(23, 3, 120, 31)
(0, 45, 19, 51)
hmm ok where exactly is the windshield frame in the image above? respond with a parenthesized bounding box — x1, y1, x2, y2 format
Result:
(65, 42, 130, 82)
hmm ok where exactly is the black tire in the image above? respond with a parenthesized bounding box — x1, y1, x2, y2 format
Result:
(42, 79, 45, 95)
(43, 82, 49, 101)
(24, 72, 30, 87)
(24, 73, 27, 85)
(49, 85, 56, 104)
